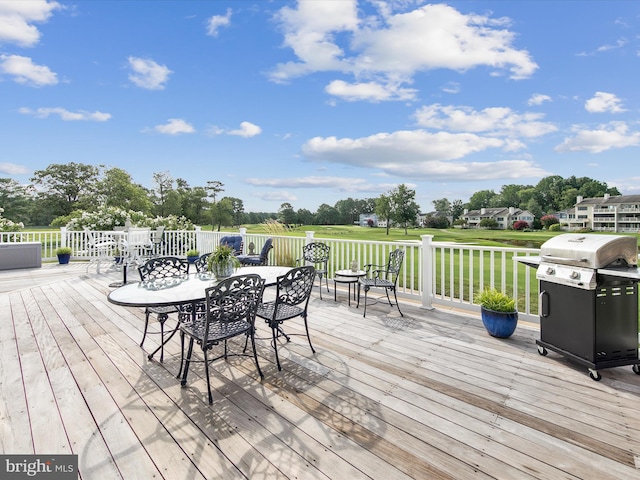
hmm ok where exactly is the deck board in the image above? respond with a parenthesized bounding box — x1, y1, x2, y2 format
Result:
(2, 264, 640, 479)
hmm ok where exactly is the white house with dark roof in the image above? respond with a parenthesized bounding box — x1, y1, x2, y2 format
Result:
(462, 207, 535, 229)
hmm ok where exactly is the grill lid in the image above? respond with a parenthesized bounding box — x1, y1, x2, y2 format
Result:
(540, 234, 637, 268)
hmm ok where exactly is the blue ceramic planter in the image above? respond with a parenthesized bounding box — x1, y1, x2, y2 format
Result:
(480, 306, 518, 338)
(57, 253, 71, 265)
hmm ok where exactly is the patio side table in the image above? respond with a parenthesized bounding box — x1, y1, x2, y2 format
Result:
(333, 269, 365, 306)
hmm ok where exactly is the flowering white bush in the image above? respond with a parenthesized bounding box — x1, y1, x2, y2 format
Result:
(65, 206, 195, 231)
(0, 208, 24, 232)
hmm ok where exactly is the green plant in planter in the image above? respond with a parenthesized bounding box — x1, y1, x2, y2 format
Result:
(186, 249, 200, 264)
(475, 288, 518, 338)
(55, 247, 72, 265)
(475, 288, 516, 313)
(207, 244, 240, 278)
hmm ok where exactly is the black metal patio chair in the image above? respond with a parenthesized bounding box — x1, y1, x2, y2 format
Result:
(179, 274, 266, 404)
(357, 249, 404, 317)
(256, 265, 315, 370)
(296, 242, 330, 299)
(138, 256, 189, 362)
(192, 252, 211, 274)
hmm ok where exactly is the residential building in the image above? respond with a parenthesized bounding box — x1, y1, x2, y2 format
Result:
(569, 194, 640, 233)
(462, 207, 535, 229)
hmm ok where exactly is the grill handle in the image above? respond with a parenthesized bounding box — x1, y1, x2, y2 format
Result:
(541, 255, 588, 264)
(539, 290, 549, 317)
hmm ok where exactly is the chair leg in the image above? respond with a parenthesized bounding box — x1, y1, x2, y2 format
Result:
(158, 319, 165, 363)
(392, 288, 404, 317)
(140, 310, 150, 347)
(271, 326, 282, 370)
(203, 348, 213, 404)
(180, 338, 195, 386)
(362, 286, 370, 317)
(249, 329, 264, 379)
(302, 313, 315, 354)
(176, 331, 185, 379)
(317, 273, 323, 300)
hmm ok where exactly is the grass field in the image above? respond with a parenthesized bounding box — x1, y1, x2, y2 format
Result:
(242, 224, 602, 248)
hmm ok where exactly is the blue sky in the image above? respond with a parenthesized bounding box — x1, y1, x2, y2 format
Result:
(1, 1, 639, 213)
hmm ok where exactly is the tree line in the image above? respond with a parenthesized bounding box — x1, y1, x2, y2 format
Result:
(0, 162, 620, 231)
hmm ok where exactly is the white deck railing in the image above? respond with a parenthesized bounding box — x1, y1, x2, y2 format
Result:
(1, 228, 541, 322)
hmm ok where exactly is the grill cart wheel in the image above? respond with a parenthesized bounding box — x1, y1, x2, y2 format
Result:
(537, 345, 548, 356)
(633, 364, 640, 375)
(589, 369, 602, 381)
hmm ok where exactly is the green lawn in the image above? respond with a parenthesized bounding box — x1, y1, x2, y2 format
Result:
(243, 224, 563, 248)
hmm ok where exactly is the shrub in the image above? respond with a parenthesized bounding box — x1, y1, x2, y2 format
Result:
(0, 208, 24, 232)
(540, 214, 559, 229)
(479, 218, 499, 229)
(423, 215, 450, 229)
(62, 206, 195, 231)
(548, 223, 562, 231)
(512, 220, 529, 230)
(55, 247, 72, 255)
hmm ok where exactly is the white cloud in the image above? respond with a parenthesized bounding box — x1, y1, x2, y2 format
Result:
(207, 8, 231, 37)
(441, 82, 460, 94)
(19, 107, 111, 121)
(229, 121, 261, 137)
(209, 121, 262, 138)
(127, 57, 172, 90)
(527, 93, 551, 106)
(0, 162, 29, 175)
(247, 176, 369, 191)
(0, 54, 57, 86)
(597, 38, 627, 52)
(270, 0, 359, 83)
(152, 118, 195, 135)
(301, 129, 548, 181)
(325, 79, 416, 102)
(555, 121, 640, 153)
(0, 0, 60, 47)
(585, 91, 626, 113)
(414, 104, 557, 138)
(271, 2, 537, 100)
(246, 176, 408, 196)
(252, 190, 298, 203)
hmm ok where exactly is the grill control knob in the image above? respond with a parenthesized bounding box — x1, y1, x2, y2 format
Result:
(570, 271, 580, 280)
(545, 267, 555, 275)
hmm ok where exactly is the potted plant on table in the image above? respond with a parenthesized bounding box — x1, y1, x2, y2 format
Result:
(55, 247, 72, 265)
(207, 244, 240, 279)
(186, 249, 200, 264)
(475, 288, 518, 338)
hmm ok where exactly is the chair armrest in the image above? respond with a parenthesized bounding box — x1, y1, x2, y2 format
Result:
(363, 263, 385, 273)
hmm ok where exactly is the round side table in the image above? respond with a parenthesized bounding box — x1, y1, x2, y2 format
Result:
(333, 269, 366, 306)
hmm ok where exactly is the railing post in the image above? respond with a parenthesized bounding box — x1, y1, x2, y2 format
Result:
(305, 231, 314, 245)
(421, 234, 434, 310)
(239, 227, 247, 254)
(60, 227, 67, 249)
(194, 226, 202, 253)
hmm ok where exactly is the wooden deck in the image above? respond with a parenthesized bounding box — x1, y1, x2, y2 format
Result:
(2, 263, 640, 479)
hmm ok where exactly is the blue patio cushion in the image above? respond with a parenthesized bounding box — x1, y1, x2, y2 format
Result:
(238, 238, 272, 266)
(220, 236, 243, 255)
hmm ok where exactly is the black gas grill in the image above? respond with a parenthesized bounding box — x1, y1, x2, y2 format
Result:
(518, 234, 640, 381)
